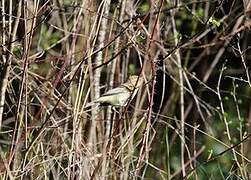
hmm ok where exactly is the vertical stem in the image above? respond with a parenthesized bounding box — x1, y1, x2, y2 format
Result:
(135, 0, 162, 175)
(0, 0, 7, 128)
(170, 1, 186, 176)
(217, 65, 244, 178)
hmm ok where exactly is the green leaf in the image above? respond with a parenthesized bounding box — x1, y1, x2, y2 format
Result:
(209, 17, 221, 27)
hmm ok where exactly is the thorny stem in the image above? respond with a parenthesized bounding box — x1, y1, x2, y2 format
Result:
(135, 0, 163, 176)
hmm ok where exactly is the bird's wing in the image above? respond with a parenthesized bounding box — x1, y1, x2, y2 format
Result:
(100, 87, 129, 96)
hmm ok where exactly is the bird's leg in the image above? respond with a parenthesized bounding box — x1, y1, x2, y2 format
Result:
(109, 107, 120, 138)
(112, 106, 120, 114)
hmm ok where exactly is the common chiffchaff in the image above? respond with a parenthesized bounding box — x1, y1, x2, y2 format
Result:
(93, 75, 143, 107)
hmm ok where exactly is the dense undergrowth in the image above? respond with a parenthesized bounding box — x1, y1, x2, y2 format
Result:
(0, 0, 251, 179)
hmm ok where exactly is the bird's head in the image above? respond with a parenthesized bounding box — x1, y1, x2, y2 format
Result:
(122, 75, 144, 90)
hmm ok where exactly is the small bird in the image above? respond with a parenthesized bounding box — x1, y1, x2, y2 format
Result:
(91, 75, 143, 107)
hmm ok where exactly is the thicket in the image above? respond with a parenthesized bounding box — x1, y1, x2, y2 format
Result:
(0, 0, 251, 179)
